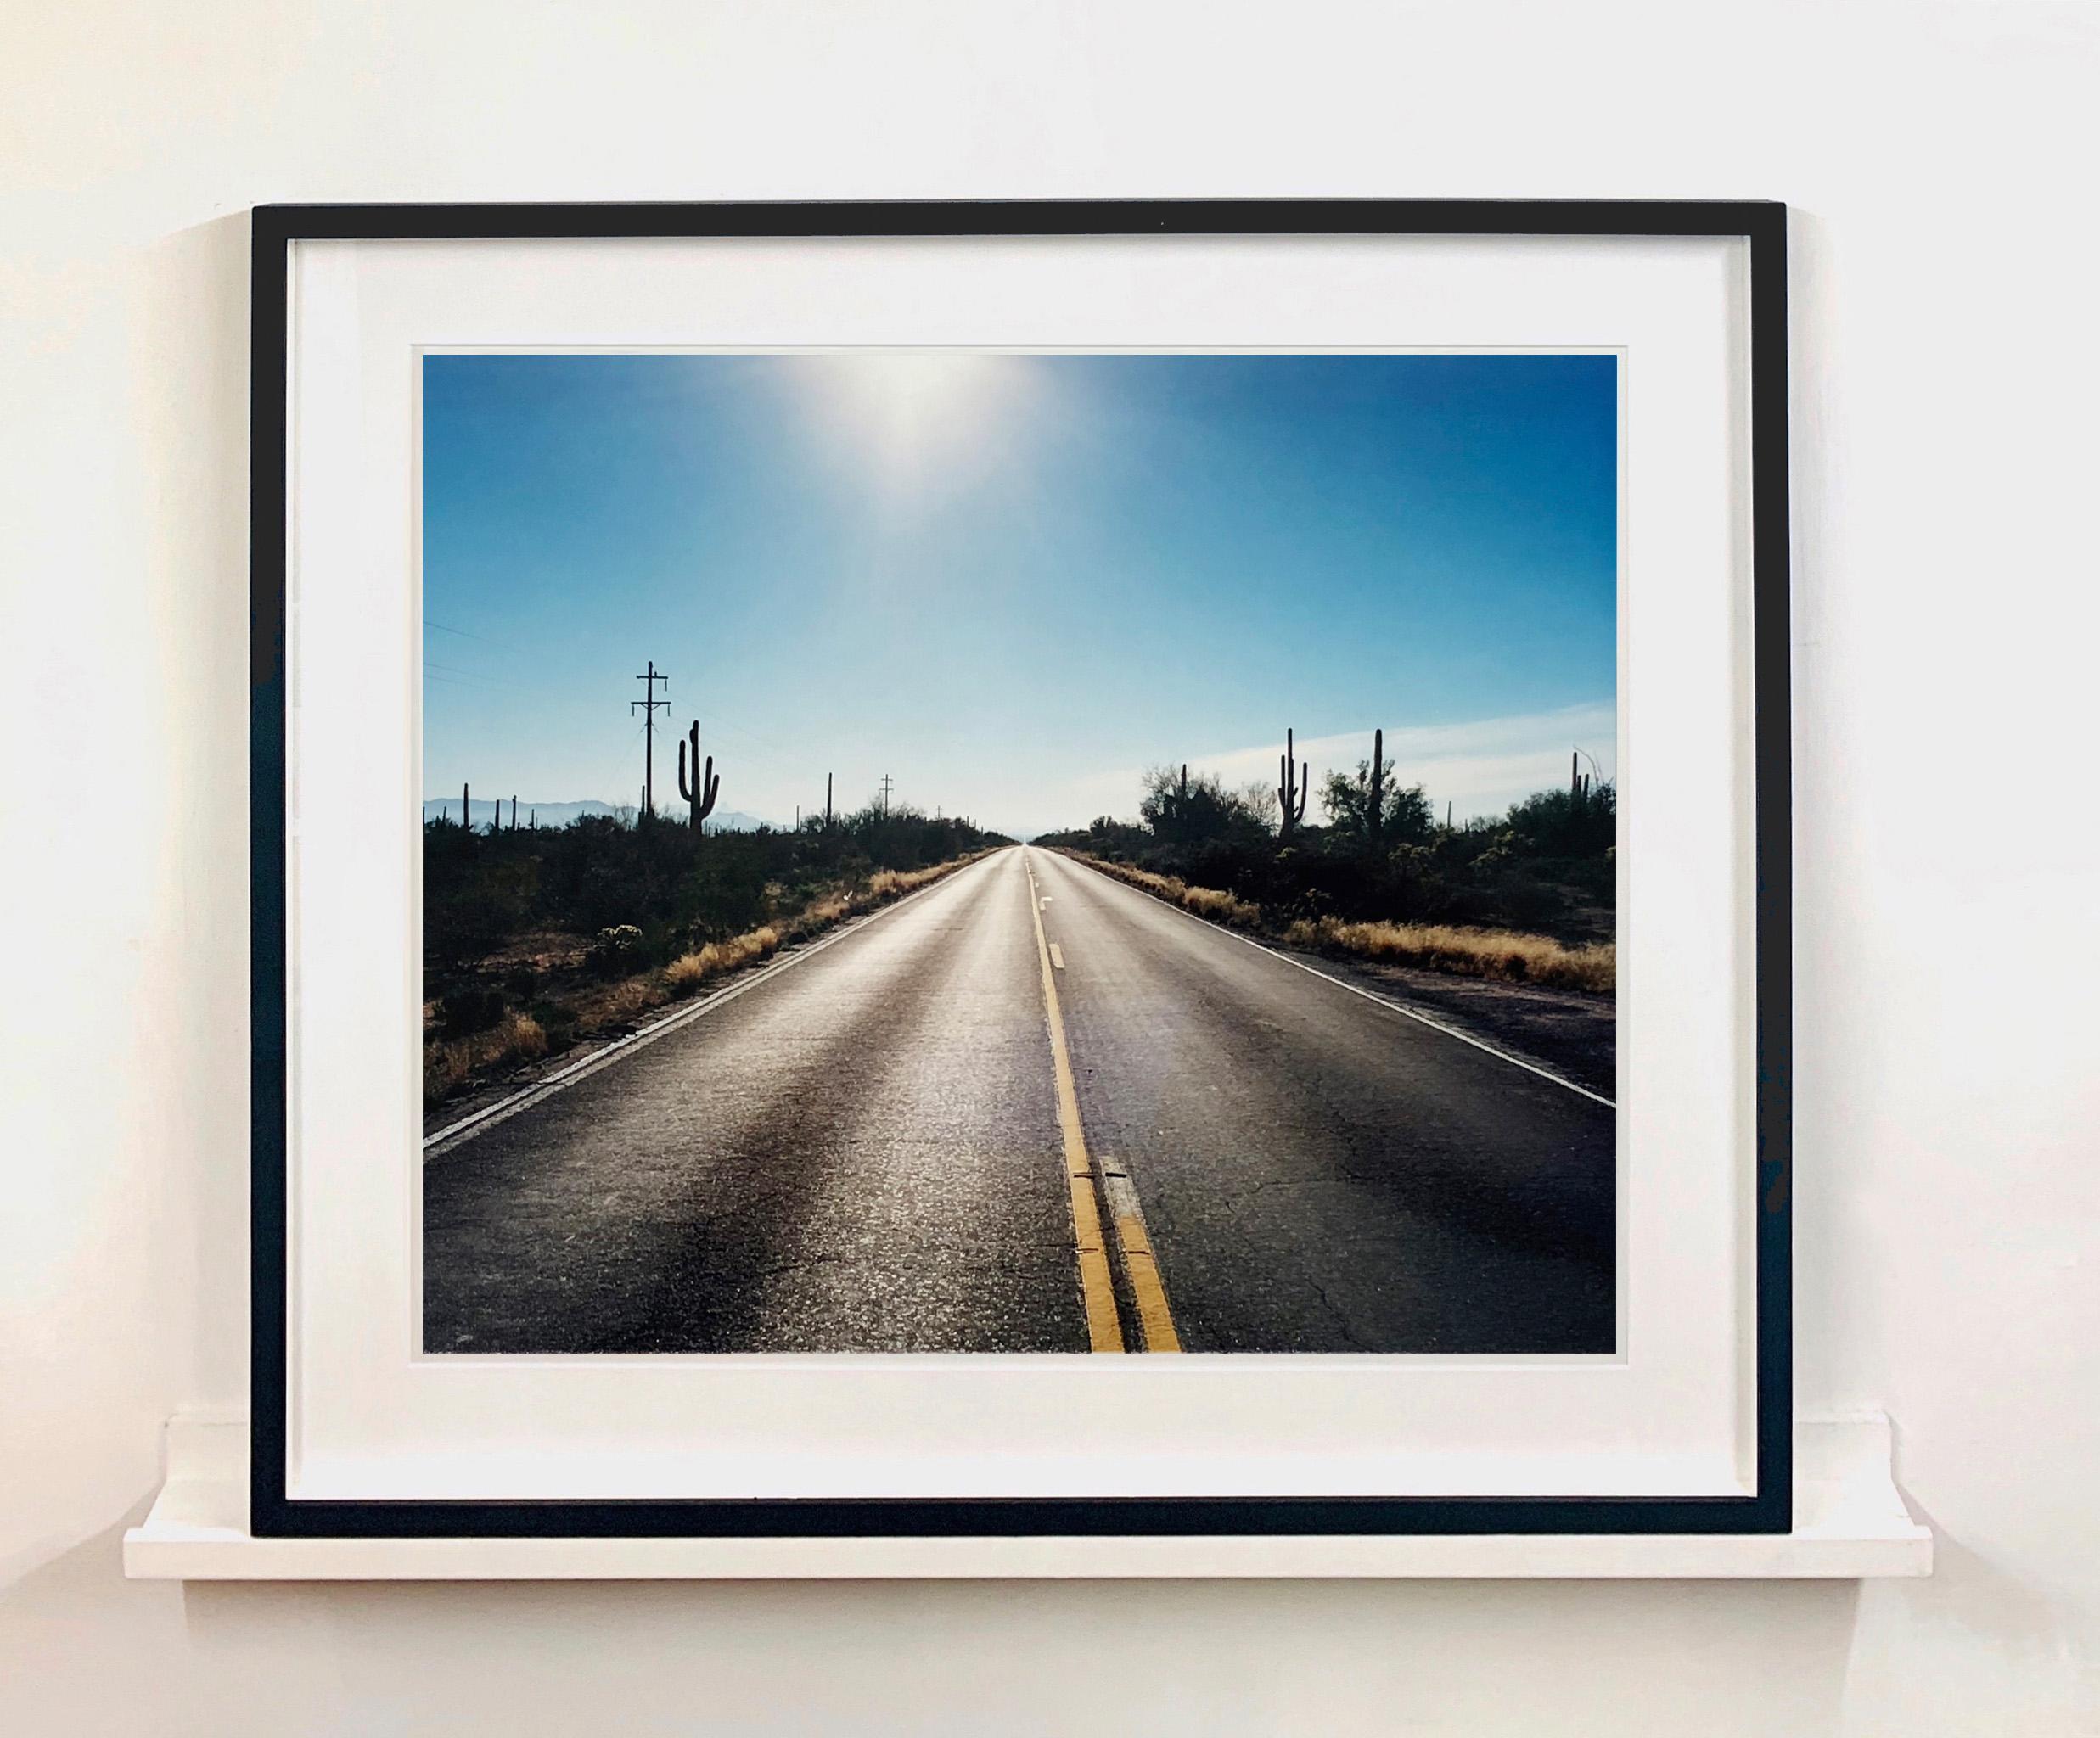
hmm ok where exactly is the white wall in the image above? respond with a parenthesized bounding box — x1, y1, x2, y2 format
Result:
(3, 3, 2096, 1731)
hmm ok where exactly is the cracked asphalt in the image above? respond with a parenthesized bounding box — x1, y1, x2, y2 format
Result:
(423, 845, 1614, 1354)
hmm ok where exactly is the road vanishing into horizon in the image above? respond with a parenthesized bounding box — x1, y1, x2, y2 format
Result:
(423, 846, 1615, 1356)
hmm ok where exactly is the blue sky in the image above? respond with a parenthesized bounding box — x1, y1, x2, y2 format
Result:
(423, 351, 1616, 837)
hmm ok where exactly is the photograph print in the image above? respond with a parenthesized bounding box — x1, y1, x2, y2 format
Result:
(419, 350, 1619, 1358)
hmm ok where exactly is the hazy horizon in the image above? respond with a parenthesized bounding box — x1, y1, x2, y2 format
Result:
(423, 351, 1617, 836)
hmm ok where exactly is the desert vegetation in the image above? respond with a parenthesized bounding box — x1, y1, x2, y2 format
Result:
(1033, 732, 1615, 993)
(423, 799, 1008, 1107)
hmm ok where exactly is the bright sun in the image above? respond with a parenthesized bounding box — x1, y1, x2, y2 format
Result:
(820, 351, 1019, 494)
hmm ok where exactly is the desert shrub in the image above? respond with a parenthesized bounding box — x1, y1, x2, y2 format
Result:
(1320, 763, 1433, 844)
(1036, 770, 1615, 945)
(423, 834, 541, 966)
(1502, 782, 1616, 858)
(423, 805, 1012, 972)
(436, 984, 506, 1038)
(424, 838, 996, 1102)
(587, 924, 645, 975)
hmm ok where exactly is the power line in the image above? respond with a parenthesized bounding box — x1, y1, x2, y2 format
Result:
(687, 710, 798, 776)
(423, 659, 518, 689)
(422, 619, 504, 646)
(693, 704, 820, 768)
(662, 657, 827, 766)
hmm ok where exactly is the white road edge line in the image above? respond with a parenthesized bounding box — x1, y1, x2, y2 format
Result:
(1048, 851, 1615, 1111)
(423, 853, 1005, 1158)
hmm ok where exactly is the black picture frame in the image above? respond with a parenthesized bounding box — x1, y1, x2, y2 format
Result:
(250, 199, 1791, 1540)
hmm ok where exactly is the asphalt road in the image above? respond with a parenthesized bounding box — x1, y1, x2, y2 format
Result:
(424, 845, 1615, 1354)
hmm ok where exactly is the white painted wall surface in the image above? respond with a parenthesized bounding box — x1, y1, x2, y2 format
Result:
(2, 3, 2095, 1731)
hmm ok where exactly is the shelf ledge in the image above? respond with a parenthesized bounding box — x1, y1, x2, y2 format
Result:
(123, 1414, 1930, 1581)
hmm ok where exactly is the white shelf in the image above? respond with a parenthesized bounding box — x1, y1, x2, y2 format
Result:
(123, 1413, 1930, 1581)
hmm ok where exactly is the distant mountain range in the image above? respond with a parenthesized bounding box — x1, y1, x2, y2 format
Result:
(423, 798, 773, 833)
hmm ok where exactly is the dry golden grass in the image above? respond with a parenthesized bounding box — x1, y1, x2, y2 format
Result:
(1063, 855, 1263, 928)
(423, 1010, 547, 1102)
(1057, 849, 1613, 994)
(1283, 915, 1615, 993)
(665, 925, 782, 995)
(794, 892, 853, 932)
(570, 974, 669, 1029)
(870, 861, 968, 899)
(426, 851, 1000, 1107)
(1182, 883, 1262, 926)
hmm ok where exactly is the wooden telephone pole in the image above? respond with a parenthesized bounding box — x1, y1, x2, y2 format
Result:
(632, 661, 670, 818)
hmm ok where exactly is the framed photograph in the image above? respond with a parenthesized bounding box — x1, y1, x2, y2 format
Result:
(251, 199, 1790, 1539)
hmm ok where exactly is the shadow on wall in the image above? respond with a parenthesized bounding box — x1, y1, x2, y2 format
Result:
(4, 1494, 1873, 1736)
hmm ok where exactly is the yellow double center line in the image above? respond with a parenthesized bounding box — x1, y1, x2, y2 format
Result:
(1025, 860, 1182, 1354)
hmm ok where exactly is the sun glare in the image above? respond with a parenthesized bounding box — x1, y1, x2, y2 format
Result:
(817, 351, 1019, 494)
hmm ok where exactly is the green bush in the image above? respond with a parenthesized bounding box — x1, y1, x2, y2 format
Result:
(1036, 779, 1615, 945)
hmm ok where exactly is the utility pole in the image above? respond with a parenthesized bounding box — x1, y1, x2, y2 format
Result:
(632, 661, 670, 819)
(879, 773, 895, 819)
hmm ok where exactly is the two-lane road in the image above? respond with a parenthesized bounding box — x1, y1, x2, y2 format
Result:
(424, 845, 1614, 1354)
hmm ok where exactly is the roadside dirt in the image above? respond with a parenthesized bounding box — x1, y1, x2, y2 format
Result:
(1274, 939, 1616, 1098)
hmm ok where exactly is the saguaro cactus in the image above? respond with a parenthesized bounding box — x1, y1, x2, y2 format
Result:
(677, 720, 719, 833)
(825, 772, 834, 830)
(1278, 730, 1309, 835)
(1159, 762, 1191, 836)
(1367, 728, 1385, 840)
